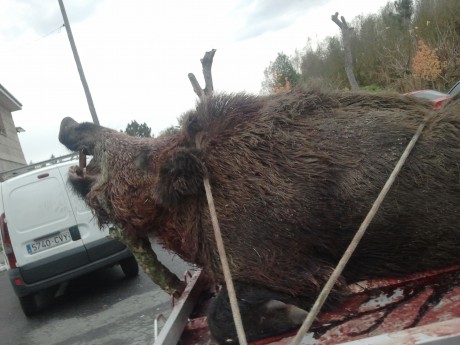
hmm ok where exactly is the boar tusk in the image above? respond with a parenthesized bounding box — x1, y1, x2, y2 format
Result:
(79, 150, 87, 169)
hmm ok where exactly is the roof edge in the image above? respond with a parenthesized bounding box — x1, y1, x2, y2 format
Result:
(0, 83, 22, 112)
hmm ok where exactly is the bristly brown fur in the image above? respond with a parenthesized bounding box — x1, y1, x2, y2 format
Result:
(59, 87, 460, 302)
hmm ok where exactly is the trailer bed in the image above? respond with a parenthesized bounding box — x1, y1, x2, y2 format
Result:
(155, 265, 460, 345)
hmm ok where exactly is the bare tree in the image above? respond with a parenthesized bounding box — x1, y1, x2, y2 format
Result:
(332, 12, 360, 91)
(188, 49, 216, 99)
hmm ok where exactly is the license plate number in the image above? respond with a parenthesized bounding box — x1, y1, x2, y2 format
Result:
(26, 230, 72, 254)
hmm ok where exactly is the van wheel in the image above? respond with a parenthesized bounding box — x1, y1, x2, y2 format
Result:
(19, 294, 38, 317)
(120, 256, 139, 278)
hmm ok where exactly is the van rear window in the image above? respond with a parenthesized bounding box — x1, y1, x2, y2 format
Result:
(7, 177, 71, 232)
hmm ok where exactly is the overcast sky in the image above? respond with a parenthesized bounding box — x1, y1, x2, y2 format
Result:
(0, 0, 389, 163)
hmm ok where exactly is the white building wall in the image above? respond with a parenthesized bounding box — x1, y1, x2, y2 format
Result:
(0, 98, 26, 173)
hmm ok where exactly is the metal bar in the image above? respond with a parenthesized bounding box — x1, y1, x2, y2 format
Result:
(154, 314, 167, 341)
(153, 269, 207, 345)
(0, 153, 79, 180)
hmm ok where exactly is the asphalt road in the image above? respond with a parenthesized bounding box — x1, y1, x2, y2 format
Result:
(0, 242, 192, 345)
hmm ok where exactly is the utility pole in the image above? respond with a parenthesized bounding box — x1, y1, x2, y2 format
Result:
(58, 0, 100, 125)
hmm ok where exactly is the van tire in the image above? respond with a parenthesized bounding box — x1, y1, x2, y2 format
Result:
(19, 294, 38, 316)
(120, 256, 139, 278)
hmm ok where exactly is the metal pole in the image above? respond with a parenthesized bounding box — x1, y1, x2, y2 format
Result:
(58, 0, 100, 125)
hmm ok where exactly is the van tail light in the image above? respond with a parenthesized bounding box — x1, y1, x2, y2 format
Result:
(0, 213, 17, 269)
(433, 100, 443, 110)
(432, 97, 450, 110)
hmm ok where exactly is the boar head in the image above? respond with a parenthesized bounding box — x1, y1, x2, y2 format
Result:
(58, 116, 206, 236)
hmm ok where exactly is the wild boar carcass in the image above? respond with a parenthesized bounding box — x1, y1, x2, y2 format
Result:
(59, 89, 460, 343)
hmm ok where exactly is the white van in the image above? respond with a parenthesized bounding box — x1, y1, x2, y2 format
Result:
(0, 155, 138, 316)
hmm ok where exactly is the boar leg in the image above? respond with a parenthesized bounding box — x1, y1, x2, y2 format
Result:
(109, 226, 186, 297)
(208, 282, 317, 344)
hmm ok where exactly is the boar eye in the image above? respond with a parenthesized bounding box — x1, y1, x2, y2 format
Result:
(134, 148, 152, 172)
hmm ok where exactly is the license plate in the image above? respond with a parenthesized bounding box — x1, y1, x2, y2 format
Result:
(26, 230, 72, 255)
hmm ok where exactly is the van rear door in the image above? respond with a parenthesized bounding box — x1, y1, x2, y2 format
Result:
(57, 164, 126, 262)
(2, 165, 90, 283)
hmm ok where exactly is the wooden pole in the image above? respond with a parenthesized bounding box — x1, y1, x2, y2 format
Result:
(189, 50, 248, 345)
(58, 0, 100, 125)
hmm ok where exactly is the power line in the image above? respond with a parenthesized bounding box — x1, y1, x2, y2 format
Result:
(3, 24, 65, 54)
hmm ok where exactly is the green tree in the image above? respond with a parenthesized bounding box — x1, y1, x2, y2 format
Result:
(300, 37, 348, 90)
(353, 14, 383, 86)
(301, 46, 327, 80)
(158, 125, 180, 138)
(124, 120, 152, 138)
(394, 0, 414, 27)
(157, 112, 187, 138)
(268, 0, 459, 92)
(262, 52, 300, 93)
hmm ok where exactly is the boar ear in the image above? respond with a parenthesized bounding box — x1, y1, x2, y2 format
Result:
(155, 148, 206, 206)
